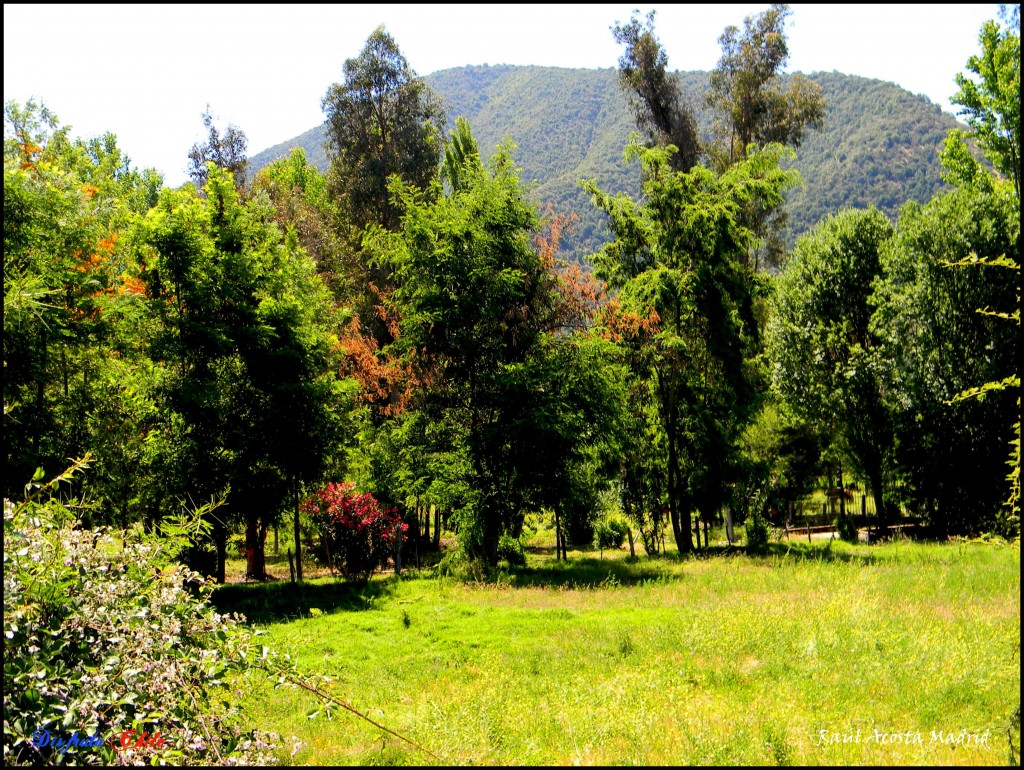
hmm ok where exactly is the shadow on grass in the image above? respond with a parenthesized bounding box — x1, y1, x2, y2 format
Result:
(756, 540, 880, 565)
(211, 575, 401, 625)
(511, 548, 691, 588)
(511, 540, 886, 588)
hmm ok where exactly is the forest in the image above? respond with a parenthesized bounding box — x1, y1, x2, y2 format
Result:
(3, 4, 1020, 766)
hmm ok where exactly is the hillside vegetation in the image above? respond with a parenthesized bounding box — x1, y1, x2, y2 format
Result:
(250, 65, 962, 260)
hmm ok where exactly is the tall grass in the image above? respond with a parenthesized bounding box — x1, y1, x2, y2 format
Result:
(216, 539, 1020, 765)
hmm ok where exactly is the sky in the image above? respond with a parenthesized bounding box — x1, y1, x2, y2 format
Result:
(4, 3, 1004, 187)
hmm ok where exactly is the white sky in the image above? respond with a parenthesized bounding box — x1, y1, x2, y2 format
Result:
(4, 3, 1003, 187)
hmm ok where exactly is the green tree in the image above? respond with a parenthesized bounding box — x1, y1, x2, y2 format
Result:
(611, 10, 700, 173)
(767, 207, 895, 524)
(948, 6, 1020, 197)
(706, 4, 825, 272)
(871, 183, 1018, 535)
(372, 127, 620, 565)
(134, 166, 347, 580)
(3, 100, 161, 507)
(707, 3, 825, 167)
(321, 24, 445, 232)
(586, 138, 797, 553)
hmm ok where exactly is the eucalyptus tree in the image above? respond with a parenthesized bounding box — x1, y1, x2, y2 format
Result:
(321, 24, 445, 233)
(611, 10, 700, 173)
(187, 106, 248, 192)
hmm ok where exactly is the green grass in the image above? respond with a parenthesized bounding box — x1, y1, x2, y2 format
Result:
(214, 539, 1020, 765)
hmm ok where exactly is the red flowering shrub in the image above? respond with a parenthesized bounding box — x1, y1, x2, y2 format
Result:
(301, 483, 406, 580)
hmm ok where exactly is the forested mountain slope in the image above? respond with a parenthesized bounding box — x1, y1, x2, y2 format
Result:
(250, 65, 963, 260)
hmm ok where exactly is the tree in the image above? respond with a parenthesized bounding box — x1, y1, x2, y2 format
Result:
(707, 4, 825, 167)
(134, 165, 347, 580)
(766, 207, 895, 524)
(703, 4, 826, 273)
(187, 106, 248, 191)
(949, 6, 1020, 197)
(250, 147, 351, 301)
(3, 100, 162, 509)
(586, 138, 797, 553)
(321, 24, 445, 232)
(871, 182, 1018, 535)
(372, 125, 620, 565)
(611, 11, 700, 173)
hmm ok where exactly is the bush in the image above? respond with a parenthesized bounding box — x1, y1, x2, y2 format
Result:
(745, 513, 770, 552)
(3, 461, 288, 765)
(834, 513, 859, 543)
(301, 483, 406, 580)
(594, 518, 627, 553)
(496, 534, 526, 567)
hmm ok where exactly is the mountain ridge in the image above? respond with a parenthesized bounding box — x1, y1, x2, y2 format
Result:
(249, 65, 963, 260)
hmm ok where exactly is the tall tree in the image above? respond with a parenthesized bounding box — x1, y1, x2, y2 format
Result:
(766, 207, 895, 524)
(187, 106, 248, 191)
(321, 24, 445, 233)
(611, 11, 700, 173)
(135, 165, 346, 580)
(707, 3, 825, 166)
(586, 139, 797, 553)
(372, 124, 620, 565)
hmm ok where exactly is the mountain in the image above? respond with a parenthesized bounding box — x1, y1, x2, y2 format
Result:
(249, 65, 963, 261)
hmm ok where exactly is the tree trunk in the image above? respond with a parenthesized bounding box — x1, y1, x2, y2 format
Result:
(423, 500, 430, 544)
(245, 513, 267, 580)
(294, 480, 303, 582)
(433, 506, 441, 549)
(868, 464, 888, 537)
(838, 462, 846, 519)
(394, 521, 402, 574)
(557, 507, 565, 561)
(214, 519, 227, 584)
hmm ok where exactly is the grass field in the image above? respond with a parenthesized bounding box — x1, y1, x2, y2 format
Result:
(213, 539, 1020, 766)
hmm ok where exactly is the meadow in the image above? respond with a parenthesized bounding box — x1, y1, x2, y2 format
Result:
(212, 538, 1021, 766)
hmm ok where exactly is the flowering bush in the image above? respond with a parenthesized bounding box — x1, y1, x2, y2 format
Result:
(301, 483, 406, 580)
(3, 460, 295, 766)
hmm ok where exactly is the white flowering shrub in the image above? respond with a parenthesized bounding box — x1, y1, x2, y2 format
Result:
(3, 462, 288, 766)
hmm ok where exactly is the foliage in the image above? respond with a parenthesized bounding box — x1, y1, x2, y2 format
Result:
(187, 106, 248, 191)
(737, 400, 822, 510)
(950, 9, 1020, 196)
(133, 165, 348, 580)
(741, 482, 771, 552)
(496, 534, 527, 567)
(3, 99, 162, 506)
(587, 137, 797, 553)
(871, 181, 1018, 535)
(374, 129, 621, 564)
(767, 207, 895, 520)
(3, 459, 285, 765)
(593, 517, 628, 552)
(833, 511, 859, 543)
(302, 482, 405, 580)
(706, 4, 825, 166)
